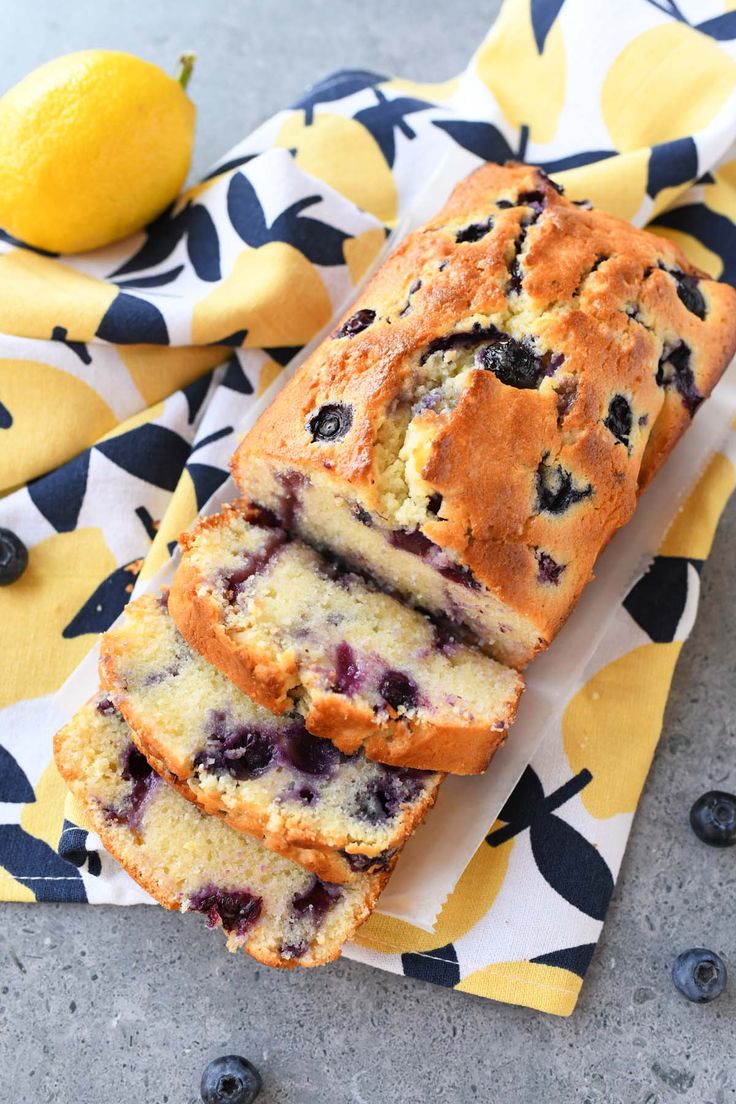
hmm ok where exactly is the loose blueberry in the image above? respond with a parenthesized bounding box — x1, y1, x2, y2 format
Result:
(604, 394, 633, 448)
(291, 876, 342, 921)
(0, 528, 28, 586)
(672, 948, 727, 1004)
(189, 886, 262, 937)
(200, 1055, 262, 1104)
(307, 402, 353, 443)
(536, 458, 592, 514)
(333, 308, 376, 338)
(690, 791, 736, 847)
(455, 217, 494, 243)
(379, 670, 418, 712)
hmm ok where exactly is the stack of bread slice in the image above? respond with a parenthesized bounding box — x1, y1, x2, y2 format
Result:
(54, 508, 523, 967)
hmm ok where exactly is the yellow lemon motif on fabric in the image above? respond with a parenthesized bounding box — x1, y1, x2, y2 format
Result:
(356, 830, 513, 955)
(0, 359, 115, 492)
(276, 112, 398, 226)
(474, 0, 566, 145)
(256, 358, 285, 399)
(0, 870, 35, 903)
(556, 148, 649, 222)
(602, 24, 736, 151)
(120, 345, 227, 407)
(0, 527, 115, 711)
(20, 760, 69, 852)
(660, 452, 736, 560)
(192, 243, 332, 348)
(0, 251, 116, 343)
(138, 469, 198, 583)
(383, 76, 460, 102)
(343, 228, 386, 286)
(456, 960, 580, 1016)
(563, 642, 682, 820)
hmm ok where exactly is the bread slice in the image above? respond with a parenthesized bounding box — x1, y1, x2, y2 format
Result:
(99, 593, 442, 882)
(54, 699, 385, 967)
(169, 503, 524, 775)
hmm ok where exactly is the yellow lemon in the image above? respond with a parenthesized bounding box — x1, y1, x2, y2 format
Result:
(0, 50, 196, 253)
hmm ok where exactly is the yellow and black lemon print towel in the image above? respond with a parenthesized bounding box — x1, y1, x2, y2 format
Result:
(2, 0, 736, 1014)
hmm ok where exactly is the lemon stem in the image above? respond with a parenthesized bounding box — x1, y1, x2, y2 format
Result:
(178, 53, 196, 91)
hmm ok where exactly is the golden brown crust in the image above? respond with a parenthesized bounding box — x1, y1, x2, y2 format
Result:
(53, 707, 387, 969)
(232, 161, 736, 664)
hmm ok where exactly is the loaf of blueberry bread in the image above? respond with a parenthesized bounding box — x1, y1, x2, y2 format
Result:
(168, 503, 523, 774)
(54, 699, 384, 967)
(231, 162, 736, 669)
(98, 593, 442, 882)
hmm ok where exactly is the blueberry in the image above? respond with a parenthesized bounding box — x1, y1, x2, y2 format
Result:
(656, 341, 702, 415)
(379, 670, 418, 712)
(189, 886, 263, 936)
(478, 337, 545, 390)
(291, 876, 342, 921)
(604, 394, 633, 448)
(332, 308, 376, 338)
(280, 724, 341, 777)
(200, 1055, 262, 1104)
(690, 791, 736, 847)
(536, 550, 566, 585)
(535, 458, 592, 514)
(307, 402, 353, 442)
(675, 273, 706, 320)
(0, 528, 28, 586)
(455, 217, 494, 243)
(96, 698, 117, 716)
(389, 527, 435, 557)
(426, 492, 443, 516)
(332, 641, 362, 695)
(194, 718, 275, 782)
(672, 949, 727, 1003)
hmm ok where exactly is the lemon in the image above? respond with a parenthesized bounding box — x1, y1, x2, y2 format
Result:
(0, 50, 195, 254)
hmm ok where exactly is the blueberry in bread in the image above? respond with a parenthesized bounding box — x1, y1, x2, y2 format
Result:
(231, 162, 736, 669)
(54, 699, 384, 967)
(98, 593, 442, 882)
(168, 503, 523, 775)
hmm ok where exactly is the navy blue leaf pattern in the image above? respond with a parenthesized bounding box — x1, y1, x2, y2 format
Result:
(62, 559, 143, 638)
(294, 68, 387, 125)
(432, 119, 515, 163)
(0, 747, 35, 803)
(188, 462, 230, 510)
(530, 814, 614, 921)
(401, 942, 460, 988)
(59, 820, 102, 877)
(647, 137, 698, 199)
(115, 265, 185, 289)
(95, 424, 190, 490)
(696, 13, 736, 40)
(0, 401, 12, 429)
(183, 374, 214, 425)
(531, 0, 565, 53)
(0, 825, 86, 902)
(222, 356, 254, 394)
(531, 943, 597, 978)
(50, 325, 93, 365)
(28, 451, 90, 533)
(354, 90, 434, 166)
(649, 204, 736, 285)
(96, 293, 169, 345)
(623, 555, 697, 643)
(227, 173, 349, 265)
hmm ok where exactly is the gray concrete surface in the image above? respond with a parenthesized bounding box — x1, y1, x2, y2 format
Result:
(0, 2, 735, 1101)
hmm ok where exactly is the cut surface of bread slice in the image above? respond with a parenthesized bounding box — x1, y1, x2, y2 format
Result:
(54, 699, 383, 967)
(169, 504, 524, 775)
(99, 594, 442, 882)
